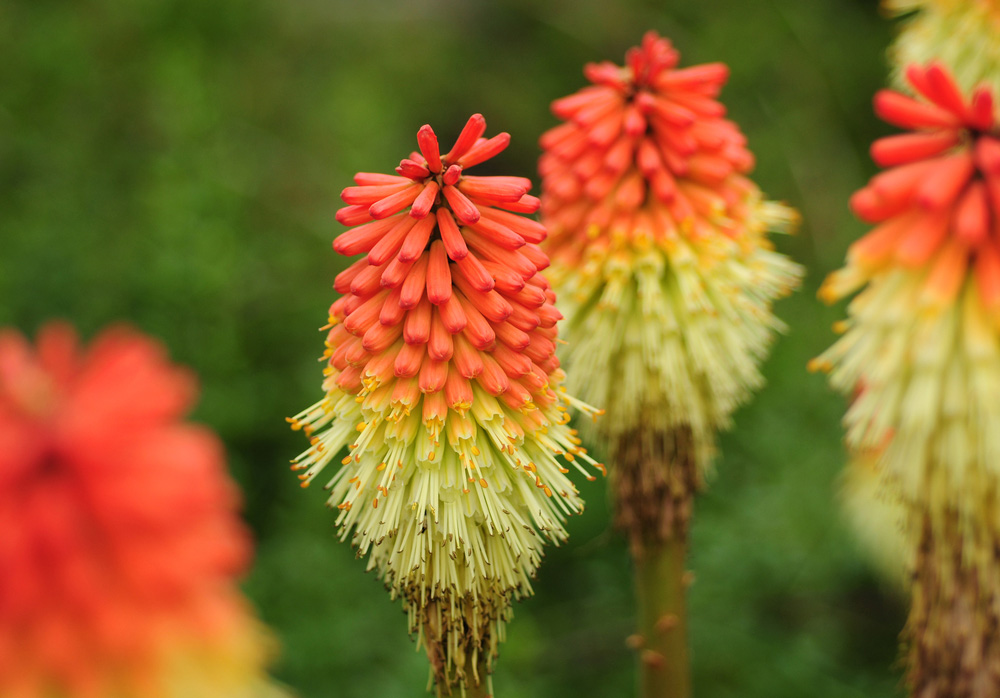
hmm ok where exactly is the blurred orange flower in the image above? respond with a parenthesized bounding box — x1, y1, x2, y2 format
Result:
(816, 63, 1000, 697)
(539, 31, 801, 474)
(821, 62, 1000, 310)
(0, 323, 285, 698)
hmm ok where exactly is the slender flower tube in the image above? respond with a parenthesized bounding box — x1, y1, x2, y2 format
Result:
(885, 0, 1000, 94)
(814, 63, 1000, 696)
(289, 114, 602, 695)
(539, 31, 802, 698)
(0, 323, 287, 698)
(540, 31, 802, 545)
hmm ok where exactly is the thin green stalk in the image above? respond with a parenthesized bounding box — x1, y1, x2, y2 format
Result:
(633, 536, 690, 698)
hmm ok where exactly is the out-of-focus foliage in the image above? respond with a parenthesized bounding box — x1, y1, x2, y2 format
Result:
(1, 1, 905, 696)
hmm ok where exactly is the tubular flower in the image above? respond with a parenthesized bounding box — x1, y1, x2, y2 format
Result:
(814, 63, 1000, 696)
(0, 323, 287, 698)
(288, 114, 602, 693)
(885, 0, 1000, 95)
(539, 31, 802, 543)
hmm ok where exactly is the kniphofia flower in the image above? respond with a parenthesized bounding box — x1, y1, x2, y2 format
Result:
(288, 114, 602, 694)
(0, 323, 286, 698)
(885, 0, 1000, 95)
(814, 63, 1000, 696)
(539, 31, 802, 543)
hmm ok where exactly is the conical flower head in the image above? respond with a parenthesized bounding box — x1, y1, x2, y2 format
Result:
(540, 31, 802, 470)
(815, 65, 1000, 695)
(0, 323, 286, 698)
(289, 114, 602, 691)
(816, 61, 1000, 510)
(886, 0, 1000, 95)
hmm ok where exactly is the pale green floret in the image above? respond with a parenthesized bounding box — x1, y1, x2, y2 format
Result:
(291, 390, 597, 596)
(887, 0, 1000, 95)
(555, 201, 802, 472)
(816, 271, 1000, 549)
(838, 453, 911, 590)
(289, 370, 601, 686)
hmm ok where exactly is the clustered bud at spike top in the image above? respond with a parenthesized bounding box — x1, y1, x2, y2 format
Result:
(813, 63, 1000, 696)
(0, 323, 287, 698)
(288, 114, 603, 692)
(538, 31, 802, 539)
(885, 0, 1000, 95)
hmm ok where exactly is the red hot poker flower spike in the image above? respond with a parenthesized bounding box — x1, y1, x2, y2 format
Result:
(816, 63, 1000, 698)
(539, 31, 802, 528)
(538, 33, 802, 698)
(290, 114, 602, 694)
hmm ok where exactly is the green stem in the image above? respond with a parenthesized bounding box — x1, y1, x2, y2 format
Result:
(633, 536, 690, 698)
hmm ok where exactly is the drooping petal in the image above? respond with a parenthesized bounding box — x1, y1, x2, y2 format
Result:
(442, 185, 481, 224)
(436, 208, 469, 261)
(426, 240, 453, 306)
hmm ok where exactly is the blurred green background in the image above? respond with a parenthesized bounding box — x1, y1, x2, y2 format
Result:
(1, 0, 908, 696)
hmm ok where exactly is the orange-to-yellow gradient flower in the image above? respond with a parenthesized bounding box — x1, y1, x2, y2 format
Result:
(885, 0, 1000, 94)
(816, 62, 1000, 468)
(815, 63, 1000, 696)
(0, 323, 286, 698)
(539, 32, 801, 539)
(289, 114, 602, 693)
